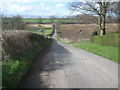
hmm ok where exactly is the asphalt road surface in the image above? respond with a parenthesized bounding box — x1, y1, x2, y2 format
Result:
(20, 38, 118, 88)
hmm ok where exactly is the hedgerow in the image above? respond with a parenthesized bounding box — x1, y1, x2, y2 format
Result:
(90, 33, 119, 47)
(2, 30, 52, 88)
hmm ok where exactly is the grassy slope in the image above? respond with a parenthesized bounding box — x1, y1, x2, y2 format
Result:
(74, 42, 118, 63)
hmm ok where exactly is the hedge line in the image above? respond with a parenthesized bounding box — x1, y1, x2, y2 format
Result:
(90, 33, 119, 47)
(2, 31, 52, 88)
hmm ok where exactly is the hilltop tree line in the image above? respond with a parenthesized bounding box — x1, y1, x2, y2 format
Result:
(33, 14, 118, 24)
(71, 14, 118, 24)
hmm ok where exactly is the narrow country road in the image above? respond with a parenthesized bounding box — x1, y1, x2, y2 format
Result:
(20, 38, 118, 88)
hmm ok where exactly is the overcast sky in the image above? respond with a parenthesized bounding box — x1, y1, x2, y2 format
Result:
(1, 0, 81, 18)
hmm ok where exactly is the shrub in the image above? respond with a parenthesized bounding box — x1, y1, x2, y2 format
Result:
(90, 33, 119, 46)
(91, 30, 98, 36)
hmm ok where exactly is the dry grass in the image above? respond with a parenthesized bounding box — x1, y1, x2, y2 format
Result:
(27, 24, 53, 28)
(105, 23, 118, 33)
(58, 23, 118, 42)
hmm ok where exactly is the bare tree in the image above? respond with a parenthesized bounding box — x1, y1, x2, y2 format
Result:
(106, 15, 118, 23)
(38, 16, 43, 24)
(2, 15, 26, 30)
(69, 1, 118, 35)
(49, 15, 56, 23)
(75, 14, 98, 24)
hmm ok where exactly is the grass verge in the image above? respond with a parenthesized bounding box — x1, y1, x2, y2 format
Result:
(74, 41, 118, 63)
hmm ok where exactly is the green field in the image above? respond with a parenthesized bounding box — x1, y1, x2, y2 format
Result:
(44, 28, 53, 36)
(22, 19, 76, 23)
(3, 18, 77, 24)
(34, 28, 53, 36)
(74, 41, 118, 63)
(22, 19, 38, 22)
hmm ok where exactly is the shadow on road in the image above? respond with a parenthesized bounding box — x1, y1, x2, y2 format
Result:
(19, 38, 73, 88)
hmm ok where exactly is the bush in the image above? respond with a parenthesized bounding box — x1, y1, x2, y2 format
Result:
(91, 30, 98, 36)
(90, 33, 119, 46)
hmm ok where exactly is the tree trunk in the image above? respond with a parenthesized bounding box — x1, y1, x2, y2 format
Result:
(99, 17, 103, 36)
(99, 5, 103, 36)
(102, 15, 106, 35)
(100, 29, 103, 36)
(102, 8, 106, 35)
(103, 27, 106, 35)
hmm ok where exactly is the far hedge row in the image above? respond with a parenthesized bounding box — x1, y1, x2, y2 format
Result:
(90, 33, 119, 47)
